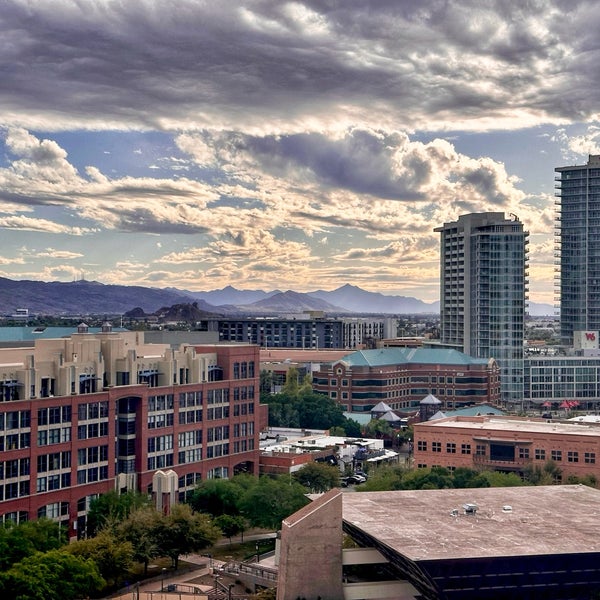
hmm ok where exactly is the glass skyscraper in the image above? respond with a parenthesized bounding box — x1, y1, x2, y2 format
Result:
(555, 155, 600, 344)
(436, 213, 528, 406)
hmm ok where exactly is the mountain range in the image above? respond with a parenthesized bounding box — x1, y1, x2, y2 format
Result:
(0, 277, 553, 316)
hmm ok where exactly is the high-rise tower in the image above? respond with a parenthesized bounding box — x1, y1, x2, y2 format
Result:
(555, 155, 600, 344)
(435, 212, 528, 406)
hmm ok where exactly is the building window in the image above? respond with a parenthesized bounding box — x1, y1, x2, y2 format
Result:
(535, 448, 546, 460)
(461, 444, 471, 455)
(518, 448, 530, 459)
(585, 452, 596, 464)
(551, 450, 562, 462)
(446, 443, 456, 454)
(417, 441, 427, 452)
(567, 451, 579, 463)
(475, 444, 486, 456)
(432, 441, 441, 453)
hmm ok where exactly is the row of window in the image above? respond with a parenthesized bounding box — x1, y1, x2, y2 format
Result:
(77, 423, 108, 440)
(232, 361, 255, 379)
(76, 466, 109, 485)
(179, 391, 202, 408)
(39, 427, 71, 445)
(419, 441, 597, 464)
(77, 402, 109, 421)
(77, 445, 109, 465)
(148, 395, 174, 412)
(37, 473, 71, 493)
(0, 411, 31, 430)
(329, 376, 490, 387)
(39, 406, 72, 425)
(38, 451, 71, 472)
(147, 454, 174, 470)
(148, 434, 173, 453)
(2, 432, 30, 450)
(232, 386, 255, 401)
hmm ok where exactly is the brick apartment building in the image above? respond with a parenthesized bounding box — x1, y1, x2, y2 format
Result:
(312, 347, 500, 414)
(0, 324, 264, 537)
(413, 415, 600, 480)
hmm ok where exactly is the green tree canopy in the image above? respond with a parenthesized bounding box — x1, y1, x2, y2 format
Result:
(0, 518, 65, 570)
(214, 514, 247, 543)
(364, 418, 393, 439)
(293, 461, 340, 493)
(359, 465, 526, 492)
(66, 529, 134, 586)
(116, 507, 163, 574)
(188, 478, 244, 517)
(240, 476, 309, 529)
(156, 504, 220, 569)
(86, 490, 151, 536)
(0, 549, 104, 600)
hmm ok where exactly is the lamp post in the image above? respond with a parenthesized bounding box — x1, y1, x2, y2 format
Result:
(161, 567, 167, 592)
(255, 541, 260, 563)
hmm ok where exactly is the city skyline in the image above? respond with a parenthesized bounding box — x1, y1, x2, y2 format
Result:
(1, 1, 599, 303)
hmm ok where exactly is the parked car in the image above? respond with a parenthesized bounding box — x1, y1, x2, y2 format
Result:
(346, 474, 367, 485)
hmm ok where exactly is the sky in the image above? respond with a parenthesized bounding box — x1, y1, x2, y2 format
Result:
(1, 1, 599, 304)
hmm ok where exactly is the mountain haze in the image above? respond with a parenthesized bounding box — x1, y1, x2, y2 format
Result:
(0, 277, 554, 317)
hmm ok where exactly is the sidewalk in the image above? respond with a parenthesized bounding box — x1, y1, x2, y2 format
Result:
(107, 550, 277, 600)
(107, 556, 215, 600)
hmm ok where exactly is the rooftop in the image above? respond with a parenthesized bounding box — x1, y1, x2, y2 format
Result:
(338, 347, 491, 368)
(416, 415, 600, 437)
(343, 485, 600, 561)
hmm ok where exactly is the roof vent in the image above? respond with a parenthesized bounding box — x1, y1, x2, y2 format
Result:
(463, 503, 478, 515)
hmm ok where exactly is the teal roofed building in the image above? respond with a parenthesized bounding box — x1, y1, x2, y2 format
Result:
(313, 346, 500, 415)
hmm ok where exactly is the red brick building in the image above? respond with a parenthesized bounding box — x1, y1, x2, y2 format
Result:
(414, 415, 600, 480)
(0, 326, 264, 537)
(312, 347, 500, 414)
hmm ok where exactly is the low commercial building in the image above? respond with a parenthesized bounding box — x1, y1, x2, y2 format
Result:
(260, 430, 398, 476)
(413, 415, 600, 479)
(312, 347, 500, 414)
(0, 325, 264, 537)
(277, 485, 600, 600)
(210, 316, 397, 350)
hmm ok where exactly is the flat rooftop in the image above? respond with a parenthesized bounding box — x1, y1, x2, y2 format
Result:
(418, 415, 600, 437)
(343, 485, 600, 561)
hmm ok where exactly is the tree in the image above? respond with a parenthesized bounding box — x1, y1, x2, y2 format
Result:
(342, 418, 363, 437)
(0, 549, 104, 600)
(364, 418, 393, 439)
(0, 518, 65, 570)
(156, 504, 220, 569)
(66, 529, 133, 586)
(215, 514, 247, 544)
(117, 507, 163, 574)
(188, 478, 243, 517)
(293, 461, 340, 493)
(259, 370, 274, 395)
(240, 476, 309, 529)
(87, 490, 151, 536)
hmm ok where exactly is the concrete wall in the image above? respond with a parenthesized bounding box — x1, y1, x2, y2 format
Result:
(277, 489, 343, 600)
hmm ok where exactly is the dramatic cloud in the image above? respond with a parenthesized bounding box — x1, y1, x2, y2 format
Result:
(0, 1, 598, 134)
(0, 1, 595, 302)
